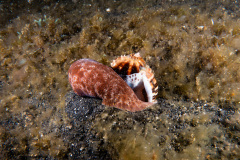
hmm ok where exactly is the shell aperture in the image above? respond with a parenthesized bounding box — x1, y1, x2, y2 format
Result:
(111, 53, 158, 103)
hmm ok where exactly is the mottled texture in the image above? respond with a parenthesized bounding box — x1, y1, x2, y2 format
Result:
(68, 59, 154, 112)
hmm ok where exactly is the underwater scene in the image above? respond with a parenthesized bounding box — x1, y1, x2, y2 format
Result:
(0, 0, 240, 159)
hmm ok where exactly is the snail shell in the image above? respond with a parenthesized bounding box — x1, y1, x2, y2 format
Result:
(111, 53, 158, 103)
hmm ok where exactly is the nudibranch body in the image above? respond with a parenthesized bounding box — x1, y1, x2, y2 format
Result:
(68, 59, 154, 112)
(111, 53, 158, 103)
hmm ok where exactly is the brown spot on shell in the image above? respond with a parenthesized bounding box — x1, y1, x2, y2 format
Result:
(68, 59, 154, 112)
(111, 53, 146, 75)
(140, 66, 158, 102)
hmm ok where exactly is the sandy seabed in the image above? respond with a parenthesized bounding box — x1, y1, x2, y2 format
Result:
(0, 0, 240, 159)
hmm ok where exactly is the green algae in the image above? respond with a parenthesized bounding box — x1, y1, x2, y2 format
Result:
(0, 0, 240, 159)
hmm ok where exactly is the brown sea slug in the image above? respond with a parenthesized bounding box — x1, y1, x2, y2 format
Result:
(68, 59, 154, 112)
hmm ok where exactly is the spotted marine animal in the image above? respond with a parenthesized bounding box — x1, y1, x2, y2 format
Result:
(68, 59, 154, 112)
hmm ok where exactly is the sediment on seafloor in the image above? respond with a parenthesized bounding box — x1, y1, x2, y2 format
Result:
(0, 0, 239, 159)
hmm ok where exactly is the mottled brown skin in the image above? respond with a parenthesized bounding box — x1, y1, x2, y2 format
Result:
(68, 59, 154, 112)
